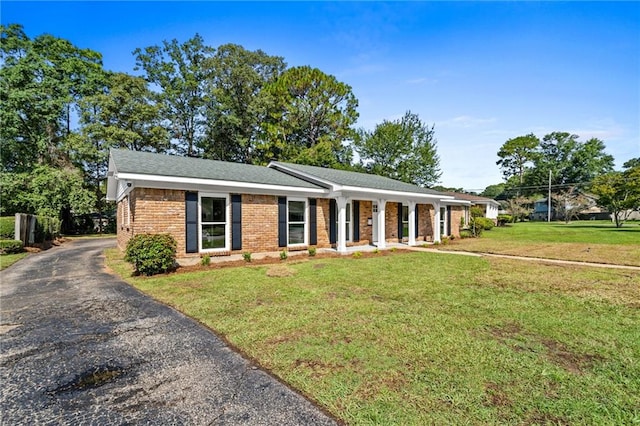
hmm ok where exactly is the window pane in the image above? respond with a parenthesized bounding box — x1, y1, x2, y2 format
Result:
(403, 223, 409, 237)
(288, 223, 305, 244)
(202, 224, 225, 249)
(202, 197, 225, 222)
(403, 205, 409, 222)
(288, 201, 305, 222)
(346, 203, 351, 220)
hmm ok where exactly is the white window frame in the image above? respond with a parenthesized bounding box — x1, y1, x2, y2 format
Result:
(287, 197, 308, 247)
(402, 204, 409, 239)
(335, 201, 353, 242)
(440, 206, 448, 236)
(121, 195, 131, 227)
(198, 193, 230, 253)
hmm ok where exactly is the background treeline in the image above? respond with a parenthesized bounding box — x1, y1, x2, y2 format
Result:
(0, 24, 441, 230)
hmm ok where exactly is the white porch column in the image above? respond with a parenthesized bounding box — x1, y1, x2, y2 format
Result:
(408, 201, 417, 246)
(433, 202, 441, 243)
(336, 196, 348, 253)
(377, 199, 386, 249)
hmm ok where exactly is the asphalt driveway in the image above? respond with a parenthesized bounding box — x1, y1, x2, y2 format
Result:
(0, 238, 337, 425)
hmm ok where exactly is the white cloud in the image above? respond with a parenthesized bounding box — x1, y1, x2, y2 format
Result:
(405, 77, 438, 85)
(438, 115, 497, 128)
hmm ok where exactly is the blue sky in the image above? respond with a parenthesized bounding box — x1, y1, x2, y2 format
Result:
(3, 1, 639, 191)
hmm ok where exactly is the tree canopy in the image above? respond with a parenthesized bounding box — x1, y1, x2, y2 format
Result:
(591, 161, 640, 227)
(353, 111, 441, 187)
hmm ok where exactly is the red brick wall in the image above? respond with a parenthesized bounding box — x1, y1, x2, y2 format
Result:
(357, 200, 372, 244)
(116, 188, 457, 255)
(316, 198, 331, 248)
(239, 194, 279, 253)
(384, 202, 400, 243)
(449, 206, 464, 238)
(417, 203, 434, 242)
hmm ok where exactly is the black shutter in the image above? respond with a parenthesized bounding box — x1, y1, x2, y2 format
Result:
(397, 202, 403, 240)
(231, 194, 242, 250)
(278, 197, 287, 247)
(415, 204, 420, 238)
(447, 207, 452, 236)
(309, 198, 317, 245)
(353, 200, 360, 242)
(329, 199, 337, 244)
(185, 192, 198, 253)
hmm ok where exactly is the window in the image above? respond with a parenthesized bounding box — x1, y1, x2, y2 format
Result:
(440, 206, 448, 236)
(335, 201, 352, 242)
(200, 195, 228, 251)
(288, 199, 306, 245)
(402, 205, 409, 238)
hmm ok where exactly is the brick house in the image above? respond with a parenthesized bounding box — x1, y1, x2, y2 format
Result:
(106, 150, 470, 261)
(444, 192, 500, 224)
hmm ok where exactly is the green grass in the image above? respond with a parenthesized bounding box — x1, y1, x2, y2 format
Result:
(447, 221, 640, 266)
(106, 249, 640, 425)
(0, 252, 29, 270)
(480, 220, 640, 245)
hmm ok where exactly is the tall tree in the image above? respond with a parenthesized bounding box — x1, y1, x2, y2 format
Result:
(1, 23, 105, 172)
(72, 71, 170, 221)
(481, 183, 506, 199)
(1, 24, 103, 225)
(496, 133, 539, 185)
(259, 66, 358, 167)
(133, 34, 214, 156)
(591, 162, 640, 227)
(526, 132, 614, 187)
(353, 111, 441, 187)
(201, 44, 286, 163)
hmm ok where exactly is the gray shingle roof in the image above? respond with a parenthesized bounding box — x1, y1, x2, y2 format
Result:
(270, 161, 449, 196)
(110, 149, 322, 189)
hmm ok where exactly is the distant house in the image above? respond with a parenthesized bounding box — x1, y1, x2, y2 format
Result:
(444, 192, 500, 224)
(106, 150, 471, 262)
(532, 195, 611, 221)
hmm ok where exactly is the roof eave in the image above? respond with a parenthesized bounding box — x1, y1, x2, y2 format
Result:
(114, 172, 328, 196)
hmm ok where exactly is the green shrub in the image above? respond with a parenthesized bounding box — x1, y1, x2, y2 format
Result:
(352, 251, 362, 258)
(459, 230, 474, 239)
(0, 217, 15, 239)
(478, 217, 495, 230)
(34, 216, 61, 242)
(125, 233, 177, 276)
(0, 239, 24, 254)
(243, 252, 252, 262)
(280, 250, 288, 260)
(201, 255, 211, 266)
(308, 247, 317, 257)
(497, 214, 512, 226)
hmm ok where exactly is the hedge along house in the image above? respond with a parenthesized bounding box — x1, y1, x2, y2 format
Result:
(106, 149, 470, 261)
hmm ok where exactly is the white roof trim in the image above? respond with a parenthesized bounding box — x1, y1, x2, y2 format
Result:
(337, 185, 454, 201)
(267, 162, 336, 189)
(114, 172, 328, 196)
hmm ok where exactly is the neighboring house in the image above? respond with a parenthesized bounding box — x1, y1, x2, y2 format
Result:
(532, 198, 553, 221)
(532, 195, 611, 221)
(106, 150, 470, 261)
(444, 192, 500, 224)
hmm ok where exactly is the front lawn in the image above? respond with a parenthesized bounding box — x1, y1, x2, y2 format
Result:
(0, 252, 29, 270)
(445, 221, 640, 266)
(106, 249, 640, 425)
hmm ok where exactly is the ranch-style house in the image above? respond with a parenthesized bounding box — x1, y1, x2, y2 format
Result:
(106, 149, 472, 262)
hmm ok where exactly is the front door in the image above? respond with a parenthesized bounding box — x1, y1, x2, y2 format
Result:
(372, 202, 379, 244)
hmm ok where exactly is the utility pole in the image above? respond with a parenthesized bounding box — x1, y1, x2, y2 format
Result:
(547, 169, 552, 222)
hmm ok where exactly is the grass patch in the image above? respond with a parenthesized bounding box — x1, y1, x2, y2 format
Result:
(444, 221, 640, 266)
(105, 248, 640, 425)
(0, 252, 29, 270)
